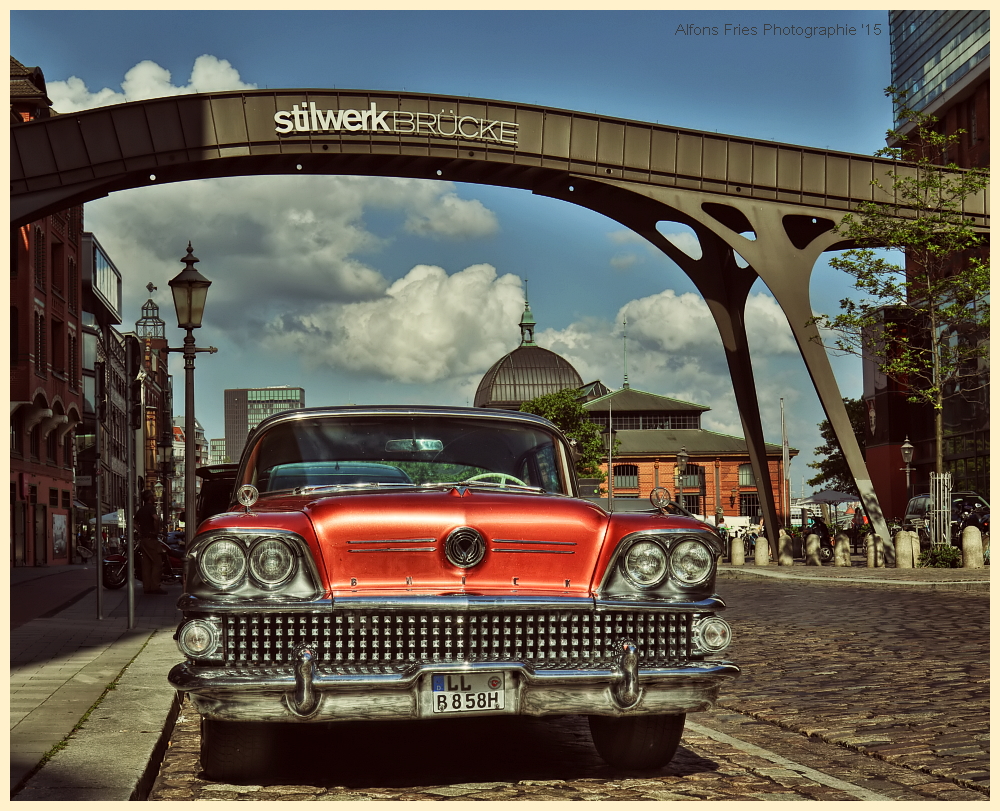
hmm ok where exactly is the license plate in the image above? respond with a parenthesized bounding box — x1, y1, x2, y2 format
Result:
(430, 671, 505, 714)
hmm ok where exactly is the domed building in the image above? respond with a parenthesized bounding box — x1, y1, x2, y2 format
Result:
(474, 298, 584, 409)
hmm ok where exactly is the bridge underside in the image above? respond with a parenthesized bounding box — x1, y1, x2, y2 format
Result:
(13, 89, 990, 556)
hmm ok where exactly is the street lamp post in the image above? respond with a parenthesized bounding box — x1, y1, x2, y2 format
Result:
(166, 244, 217, 547)
(900, 436, 914, 500)
(676, 446, 688, 512)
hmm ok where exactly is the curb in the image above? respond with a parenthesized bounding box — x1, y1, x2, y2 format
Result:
(718, 567, 990, 592)
(13, 629, 182, 801)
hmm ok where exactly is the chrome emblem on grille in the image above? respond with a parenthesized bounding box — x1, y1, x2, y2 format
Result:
(445, 527, 486, 569)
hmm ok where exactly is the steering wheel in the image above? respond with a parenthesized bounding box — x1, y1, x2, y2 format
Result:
(463, 472, 528, 487)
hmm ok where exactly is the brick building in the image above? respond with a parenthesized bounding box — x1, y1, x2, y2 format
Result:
(10, 57, 85, 565)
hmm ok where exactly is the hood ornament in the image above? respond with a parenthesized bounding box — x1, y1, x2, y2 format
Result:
(236, 484, 259, 513)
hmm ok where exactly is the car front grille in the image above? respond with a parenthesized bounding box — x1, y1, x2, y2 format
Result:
(221, 610, 692, 672)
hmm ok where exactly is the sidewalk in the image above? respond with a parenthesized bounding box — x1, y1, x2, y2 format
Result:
(10, 565, 181, 800)
(8, 560, 989, 800)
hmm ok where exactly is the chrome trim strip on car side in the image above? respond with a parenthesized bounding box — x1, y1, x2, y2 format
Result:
(347, 539, 436, 544)
(492, 540, 577, 545)
(347, 548, 438, 553)
(491, 549, 575, 554)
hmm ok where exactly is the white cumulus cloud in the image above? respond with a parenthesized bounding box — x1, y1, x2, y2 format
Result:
(261, 264, 526, 384)
(46, 55, 257, 112)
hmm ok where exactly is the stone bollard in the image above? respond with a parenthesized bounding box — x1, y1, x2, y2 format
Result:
(777, 529, 794, 566)
(834, 533, 851, 566)
(804, 533, 821, 566)
(865, 533, 884, 568)
(962, 525, 985, 569)
(894, 530, 914, 568)
(754, 535, 770, 565)
(730, 535, 745, 566)
(909, 531, 921, 566)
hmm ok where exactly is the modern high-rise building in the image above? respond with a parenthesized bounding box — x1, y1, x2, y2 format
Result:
(224, 387, 306, 463)
(862, 11, 990, 517)
(209, 438, 227, 465)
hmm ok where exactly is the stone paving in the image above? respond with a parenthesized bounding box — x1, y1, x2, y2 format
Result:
(149, 577, 989, 801)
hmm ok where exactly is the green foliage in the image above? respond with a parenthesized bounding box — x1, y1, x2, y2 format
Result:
(917, 545, 962, 569)
(807, 397, 865, 493)
(812, 88, 989, 474)
(519, 389, 606, 480)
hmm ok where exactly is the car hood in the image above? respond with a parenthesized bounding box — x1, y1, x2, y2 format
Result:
(268, 487, 611, 597)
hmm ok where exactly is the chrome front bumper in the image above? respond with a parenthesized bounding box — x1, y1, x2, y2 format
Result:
(169, 651, 739, 723)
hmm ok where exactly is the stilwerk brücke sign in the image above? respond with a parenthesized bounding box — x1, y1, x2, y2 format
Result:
(274, 102, 519, 146)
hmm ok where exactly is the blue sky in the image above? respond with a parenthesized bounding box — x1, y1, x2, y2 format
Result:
(12, 9, 895, 492)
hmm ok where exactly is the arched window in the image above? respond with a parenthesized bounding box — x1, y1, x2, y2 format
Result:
(613, 464, 639, 489)
(738, 463, 755, 487)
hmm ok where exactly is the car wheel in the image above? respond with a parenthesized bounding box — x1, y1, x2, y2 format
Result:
(588, 713, 685, 770)
(200, 719, 276, 783)
(818, 545, 834, 563)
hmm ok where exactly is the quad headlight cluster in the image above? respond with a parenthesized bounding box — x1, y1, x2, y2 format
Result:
(619, 535, 714, 589)
(188, 530, 319, 598)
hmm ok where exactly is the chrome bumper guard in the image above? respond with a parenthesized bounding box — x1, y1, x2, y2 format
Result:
(169, 649, 738, 723)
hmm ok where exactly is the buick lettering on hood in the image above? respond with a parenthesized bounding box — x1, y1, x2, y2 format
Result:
(169, 406, 737, 782)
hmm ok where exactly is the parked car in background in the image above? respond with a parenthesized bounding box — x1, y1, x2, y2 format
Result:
(169, 406, 738, 782)
(195, 464, 240, 526)
(902, 491, 990, 549)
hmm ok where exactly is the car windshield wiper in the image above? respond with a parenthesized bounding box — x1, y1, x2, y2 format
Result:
(427, 481, 546, 494)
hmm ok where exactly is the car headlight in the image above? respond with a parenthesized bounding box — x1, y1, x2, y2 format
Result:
(669, 539, 713, 585)
(177, 618, 221, 659)
(199, 538, 247, 589)
(249, 537, 296, 587)
(621, 540, 669, 588)
(693, 616, 732, 654)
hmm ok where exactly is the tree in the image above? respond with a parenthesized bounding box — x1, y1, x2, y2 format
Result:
(806, 397, 866, 493)
(519, 389, 606, 480)
(813, 88, 989, 475)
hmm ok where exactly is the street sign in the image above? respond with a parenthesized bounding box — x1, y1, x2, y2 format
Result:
(117, 508, 126, 527)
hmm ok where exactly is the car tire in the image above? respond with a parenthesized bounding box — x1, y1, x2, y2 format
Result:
(588, 713, 685, 770)
(200, 719, 276, 783)
(818, 545, 833, 563)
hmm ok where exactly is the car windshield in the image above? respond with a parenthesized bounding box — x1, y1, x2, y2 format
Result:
(240, 414, 574, 496)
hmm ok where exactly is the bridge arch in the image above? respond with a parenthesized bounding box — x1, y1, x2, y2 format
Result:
(17, 88, 986, 551)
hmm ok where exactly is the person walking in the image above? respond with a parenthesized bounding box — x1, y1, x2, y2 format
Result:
(134, 490, 165, 595)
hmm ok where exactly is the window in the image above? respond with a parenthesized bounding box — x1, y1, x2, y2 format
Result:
(68, 259, 78, 312)
(61, 490, 70, 509)
(10, 307, 17, 364)
(68, 334, 78, 389)
(740, 492, 761, 518)
(33, 228, 45, 291)
(29, 425, 40, 460)
(613, 464, 639, 489)
(34, 312, 46, 375)
(738, 463, 755, 487)
(64, 432, 74, 469)
(49, 488, 59, 507)
(51, 241, 64, 294)
(46, 429, 58, 463)
(51, 319, 65, 374)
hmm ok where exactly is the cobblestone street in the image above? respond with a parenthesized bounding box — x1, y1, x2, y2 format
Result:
(150, 579, 989, 800)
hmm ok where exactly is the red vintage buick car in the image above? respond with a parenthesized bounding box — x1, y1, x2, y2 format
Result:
(169, 406, 738, 781)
